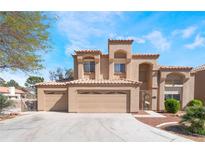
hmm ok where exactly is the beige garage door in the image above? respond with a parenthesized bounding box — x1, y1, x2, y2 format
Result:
(44, 91, 67, 112)
(77, 91, 129, 113)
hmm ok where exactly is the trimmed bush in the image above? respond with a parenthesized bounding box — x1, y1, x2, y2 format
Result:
(187, 99, 203, 107)
(181, 106, 205, 135)
(164, 98, 180, 113)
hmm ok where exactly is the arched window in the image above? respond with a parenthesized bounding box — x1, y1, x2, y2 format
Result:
(165, 73, 184, 85)
(165, 73, 185, 101)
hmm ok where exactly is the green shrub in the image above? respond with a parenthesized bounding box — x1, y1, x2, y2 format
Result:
(181, 106, 205, 135)
(187, 99, 203, 107)
(0, 94, 13, 113)
(164, 98, 180, 113)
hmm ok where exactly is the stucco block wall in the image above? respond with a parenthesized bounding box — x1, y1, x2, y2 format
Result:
(194, 71, 205, 102)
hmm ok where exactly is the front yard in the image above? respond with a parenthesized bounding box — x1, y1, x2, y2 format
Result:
(136, 112, 205, 142)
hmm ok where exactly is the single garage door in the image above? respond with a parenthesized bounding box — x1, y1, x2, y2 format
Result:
(44, 91, 67, 112)
(77, 91, 129, 113)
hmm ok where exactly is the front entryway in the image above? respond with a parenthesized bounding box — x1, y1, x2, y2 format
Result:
(140, 90, 152, 110)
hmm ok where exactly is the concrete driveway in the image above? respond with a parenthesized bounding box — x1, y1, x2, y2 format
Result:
(0, 112, 191, 142)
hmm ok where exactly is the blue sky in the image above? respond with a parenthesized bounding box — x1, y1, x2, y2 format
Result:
(1, 11, 205, 86)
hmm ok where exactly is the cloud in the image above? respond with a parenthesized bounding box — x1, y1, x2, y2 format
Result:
(144, 31, 170, 51)
(109, 34, 145, 44)
(56, 12, 123, 55)
(184, 34, 205, 49)
(172, 26, 197, 39)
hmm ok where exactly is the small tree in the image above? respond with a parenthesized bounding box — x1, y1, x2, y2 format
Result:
(6, 79, 20, 88)
(0, 12, 52, 72)
(181, 106, 205, 135)
(25, 76, 44, 89)
(49, 68, 74, 81)
(0, 77, 6, 86)
(0, 94, 13, 113)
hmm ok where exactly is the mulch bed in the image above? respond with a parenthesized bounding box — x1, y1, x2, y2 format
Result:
(136, 113, 180, 127)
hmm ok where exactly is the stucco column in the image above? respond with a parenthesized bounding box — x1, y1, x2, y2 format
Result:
(182, 76, 194, 109)
(77, 56, 84, 79)
(109, 58, 114, 80)
(68, 87, 77, 112)
(95, 55, 100, 80)
(130, 87, 139, 112)
(151, 70, 158, 110)
(126, 59, 132, 80)
(159, 78, 165, 111)
(37, 87, 44, 111)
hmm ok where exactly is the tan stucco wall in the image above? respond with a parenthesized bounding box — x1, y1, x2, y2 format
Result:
(194, 71, 205, 102)
(100, 56, 109, 79)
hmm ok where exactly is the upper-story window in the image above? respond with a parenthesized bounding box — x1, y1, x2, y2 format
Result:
(84, 61, 95, 73)
(114, 63, 125, 73)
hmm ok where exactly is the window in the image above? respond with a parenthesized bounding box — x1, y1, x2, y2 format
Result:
(114, 64, 125, 73)
(84, 61, 95, 73)
(165, 94, 180, 101)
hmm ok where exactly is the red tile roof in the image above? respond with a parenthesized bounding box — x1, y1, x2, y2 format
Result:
(191, 64, 205, 73)
(67, 79, 141, 85)
(132, 54, 160, 59)
(108, 39, 134, 44)
(36, 79, 141, 86)
(0, 87, 25, 94)
(35, 82, 67, 86)
(74, 50, 102, 55)
(160, 66, 193, 71)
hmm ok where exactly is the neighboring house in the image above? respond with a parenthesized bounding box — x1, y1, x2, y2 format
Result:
(192, 65, 205, 102)
(0, 87, 25, 100)
(36, 39, 195, 113)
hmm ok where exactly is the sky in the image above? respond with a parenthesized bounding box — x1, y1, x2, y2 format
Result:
(1, 11, 205, 86)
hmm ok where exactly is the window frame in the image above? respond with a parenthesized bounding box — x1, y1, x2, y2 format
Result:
(84, 61, 95, 73)
(114, 63, 126, 73)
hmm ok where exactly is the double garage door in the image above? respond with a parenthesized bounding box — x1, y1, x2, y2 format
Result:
(44, 90, 129, 113)
(77, 90, 129, 113)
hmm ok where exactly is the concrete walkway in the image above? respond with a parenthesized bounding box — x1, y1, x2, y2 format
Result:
(134, 110, 166, 118)
(0, 112, 191, 142)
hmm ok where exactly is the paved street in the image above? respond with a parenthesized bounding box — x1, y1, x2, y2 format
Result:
(0, 112, 191, 142)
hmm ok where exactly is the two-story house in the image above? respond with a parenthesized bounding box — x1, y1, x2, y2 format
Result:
(36, 39, 195, 113)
